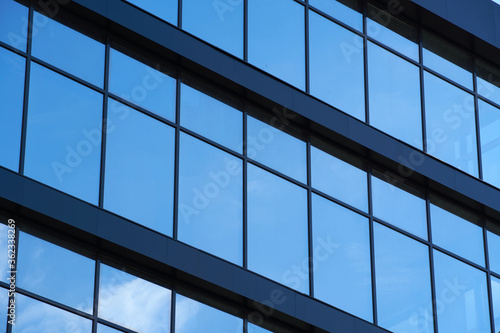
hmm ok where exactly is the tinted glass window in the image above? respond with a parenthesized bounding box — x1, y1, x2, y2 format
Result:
(32, 11, 105, 87)
(478, 99, 500, 188)
(374, 223, 433, 333)
(104, 99, 175, 235)
(182, 0, 243, 57)
(312, 194, 372, 321)
(368, 42, 422, 148)
(0, 288, 6, 331)
(247, 164, 308, 293)
(24, 63, 102, 204)
(0, 0, 28, 51)
(476, 58, 500, 106)
(248, 0, 305, 89)
(309, 11, 365, 120)
(99, 264, 171, 333)
(309, 0, 362, 31)
(0, 223, 10, 282)
(433, 250, 491, 333)
(109, 48, 176, 121)
(492, 276, 500, 333)
(178, 133, 243, 265)
(0, 46, 24, 172)
(180, 83, 242, 153)
(248, 323, 272, 333)
(424, 71, 478, 176)
(488, 230, 500, 274)
(98, 324, 124, 333)
(125, 0, 177, 25)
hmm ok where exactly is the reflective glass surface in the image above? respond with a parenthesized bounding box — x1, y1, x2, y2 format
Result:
(0, 288, 6, 331)
(433, 250, 491, 333)
(0, 0, 28, 50)
(13, 294, 92, 333)
(180, 83, 242, 153)
(493, 276, 500, 333)
(24, 63, 102, 204)
(424, 71, 478, 176)
(374, 223, 433, 333)
(309, 11, 365, 120)
(478, 99, 500, 188)
(430, 202, 484, 266)
(368, 42, 422, 148)
(99, 264, 171, 333)
(125, 0, 177, 25)
(312, 194, 372, 321)
(98, 324, 124, 333)
(32, 11, 105, 87)
(175, 294, 242, 333)
(104, 99, 175, 235)
(182, 0, 243, 57)
(247, 116, 307, 183)
(309, 0, 362, 31)
(371, 174, 427, 239)
(0, 223, 9, 282)
(0, 46, 24, 172)
(178, 133, 243, 265)
(247, 164, 308, 293)
(109, 48, 176, 120)
(248, 0, 305, 89)
(248, 323, 272, 333)
(311, 145, 368, 211)
(488, 230, 500, 274)
(476, 58, 500, 106)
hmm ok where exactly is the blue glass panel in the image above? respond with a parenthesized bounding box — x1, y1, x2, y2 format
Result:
(178, 133, 243, 265)
(17, 232, 95, 312)
(182, 0, 243, 57)
(371, 174, 427, 239)
(99, 264, 171, 333)
(488, 230, 500, 274)
(309, 0, 362, 31)
(311, 145, 368, 211)
(374, 223, 433, 333)
(104, 99, 175, 236)
(478, 99, 500, 188)
(433, 250, 491, 333)
(247, 164, 308, 293)
(309, 11, 365, 120)
(109, 48, 176, 120)
(430, 202, 484, 266)
(125, 0, 177, 25)
(0, 288, 6, 331)
(247, 115, 306, 182)
(0, 223, 10, 283)
(12, 294, 92, 332)
(175, 295, 242, 333)
(24, 63, 102, 204)
(312, 194, 372, 321)
(368, 42, 422, 148)
(248, 323, 272, 333)
(248, 0, 305, 89)
(32, 11, 105, 87)
(492, 276, 500, 333)
(180, 83, 243, 152)
(98, 324, 125, 333)
(0, 0, 28, 51)
(0, 46, 24, 172)
(476, 59, 500, 106)
(424, 71, 478, 176)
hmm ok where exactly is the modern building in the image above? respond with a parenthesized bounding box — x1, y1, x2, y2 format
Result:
(0, 0, 499, 332)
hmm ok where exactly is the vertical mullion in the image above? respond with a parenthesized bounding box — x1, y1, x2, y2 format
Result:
(242, 105, 248, 269)
(472, 53, 484, 180)
(367, 167, 378, 325)
(304, 2, 310, 94)
(362, 0, 370, 125)
(426, 191, 439, 333)
(92, 259, 101, 333)
(243, 0, 248, 62)
(418, 26, 428, 153)
(484, 227, 496, 333)
(306, 138, 313, 297)
(170, 290, 176, 333)
(177, 0, 182, 29)
(98, 40, 111, 208)
(173, 78, 181, 240)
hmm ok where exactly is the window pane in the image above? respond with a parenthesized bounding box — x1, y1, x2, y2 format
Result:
(309, 0, 362, 31)
(32, 11, 105, 87)
(433, 250, 491, 333)
(309, 11, 365, 120)
(0, 46, 24, 172)
(109, 48, 176, 121)
(430, 200, 484, 266)
(125, 0, 177, 25)
(175, 294, 242, 333)
(312, 194, 372, 321)
(368, 42, 422, 148)
(488, 230, 500, 274)
(104, 99, 175, 236)
(99, 264, 171, 333)
(0, 288, 6, 331)
(0, 223, 10, 282)
(25, 63, 102, 204)
(247, 116, 306, 183)
(98, 324, 124, 333)
(12, 294, 92, 333)
(248, 323, 272, 333)
(424, 71, 478, 176)
(476, 58, 500, 106)
(374, 223, 433, 333)
(178, 133, 243, 265)
(371, 173, 427, 239)
(182, 0, 243, 57)
(247, 164, 308, 293)
(0, 0, 28, 51)
(248, 0, 305, 89)
(478, 99, 500, 188)
(180, 83, 242, 152)
(311, 144, 368, 211)
(492, 276, 500, 333)
(422, 31, 473, 90)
